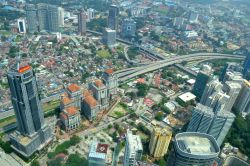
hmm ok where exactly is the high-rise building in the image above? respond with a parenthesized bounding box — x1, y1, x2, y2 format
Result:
(102, 69, 118, 100)
(220, 62, 243, 82)
(187, 104, 235, 145)
(167, 132, 220, 166)
(149, 127, 172, 159)
(37, 3, 60, 32)
(58, 7, 64, 27)
(189, 12, 199, 23)
(200, 79, 223, 105)
(91, 80, 109, 109)
(89, 141, 109, 166)
(222, 81, 241, 111)
(47, 4, 60, 32)
(201, 79, 241, 112)
(223, 71, 244, 84)
(243, 50, 250, 77)
(78, 10, 87, 35)
(87, 8, 95, 21)
(124, 130, 143, 166)
(107, 5, 119, 30)
(204, 91, 230, 113)
(17, 18, 26, 33)
(173, 17, 184, 29)
(192, 69, 212, 100)
(25, 4, 38, 33)
(103, 28, 116, 47)
(234, 80, 250, 114)
(7, 63, 53, 157)
(121, 18, 136, 39)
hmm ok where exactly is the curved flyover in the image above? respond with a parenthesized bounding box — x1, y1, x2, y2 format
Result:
(118, 54, 245, 82)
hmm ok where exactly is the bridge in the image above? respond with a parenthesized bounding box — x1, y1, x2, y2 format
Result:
(86, 30, 245, 82)
(116, 53, 245, 82)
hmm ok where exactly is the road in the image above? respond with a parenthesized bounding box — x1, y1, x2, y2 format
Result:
(77, 114, 130, 137)
(118, 54, 244, 81)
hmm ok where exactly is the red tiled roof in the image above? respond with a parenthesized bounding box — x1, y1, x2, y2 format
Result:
(85, 95, 97, 107)
(61, 96, 72, 105)
(137, 78, 145, 84)
(67, 84, 81, 93)
(65, 106, 78, 116)
(94, 80, 104, 88)
(105, 68, 113, 75)
(83, 90, 91, 97)
(83, 90, 97, 107)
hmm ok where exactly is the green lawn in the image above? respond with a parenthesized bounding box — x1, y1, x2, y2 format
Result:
(109, 104, 131, 119)
(0, 30, 11, 36)
(97, 50, 111, 58)
(116, 45, 124, 54)
(42, 100, 60, 112)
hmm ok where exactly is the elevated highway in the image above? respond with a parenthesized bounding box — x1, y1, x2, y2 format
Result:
(117, 54, 245, 82)
(86, 30, 245, 82)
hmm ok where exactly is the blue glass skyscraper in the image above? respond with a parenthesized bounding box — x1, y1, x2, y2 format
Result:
(7, 63, 53, 158)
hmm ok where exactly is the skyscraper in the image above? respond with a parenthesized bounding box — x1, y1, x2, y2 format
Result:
(7, 63, 53, 157)
(103, 28, 116, 47)
(189, 12, 199, 23)
(102, 69, 118, 100)
(192, 70, 211, 100)
(17, 18, 26, 34)
(222, 81, 241, 111)
(187, 104, 235, 145)
(121, 18, 136, 39)
(200, 79, 223, 105)
(25, 4, 38, 33)
(58, 7, 64, 27)
(124, 130, 143, 166)
(47, 4, 60, 32)
(219, 62, 243, 82)
(37, 3, 60, 32)
(149, 127, 172, 159)
(204, 91, 230, 113)
(87, 8, 95, 21)
(201, 79, 241, 112)
(167, 132, 220, 166)
(234, 80, 250, 114)
(107, 5, 119, 30)
(243, 50, 250, 77)
(78, 10, 87, 35)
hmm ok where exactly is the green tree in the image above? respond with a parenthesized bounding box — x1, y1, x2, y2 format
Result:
(31, 160, 40, 166)
(65, 154, 88, 166)
(136, 83, 149, 97)
(155, 112, 164, 121)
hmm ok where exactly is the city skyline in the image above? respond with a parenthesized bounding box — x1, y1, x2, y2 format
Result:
(0, 0, 250, 165)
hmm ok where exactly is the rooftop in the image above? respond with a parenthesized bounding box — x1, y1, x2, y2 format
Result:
(18, 65, 31, 73)
(61, 95, 73, 105)
(89, 141, 108, 160)
(178, 92, 196, 102)
(127, 130, 143, 154)
(83, 90, 97, 107)
(67, 84, 81, 93)
(175, 132, 220, 156)
(105, 68, 114, 75)
(94, 80, 105, 88)
(96, 143, 109, 154)
(65, 106, 79, 116)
